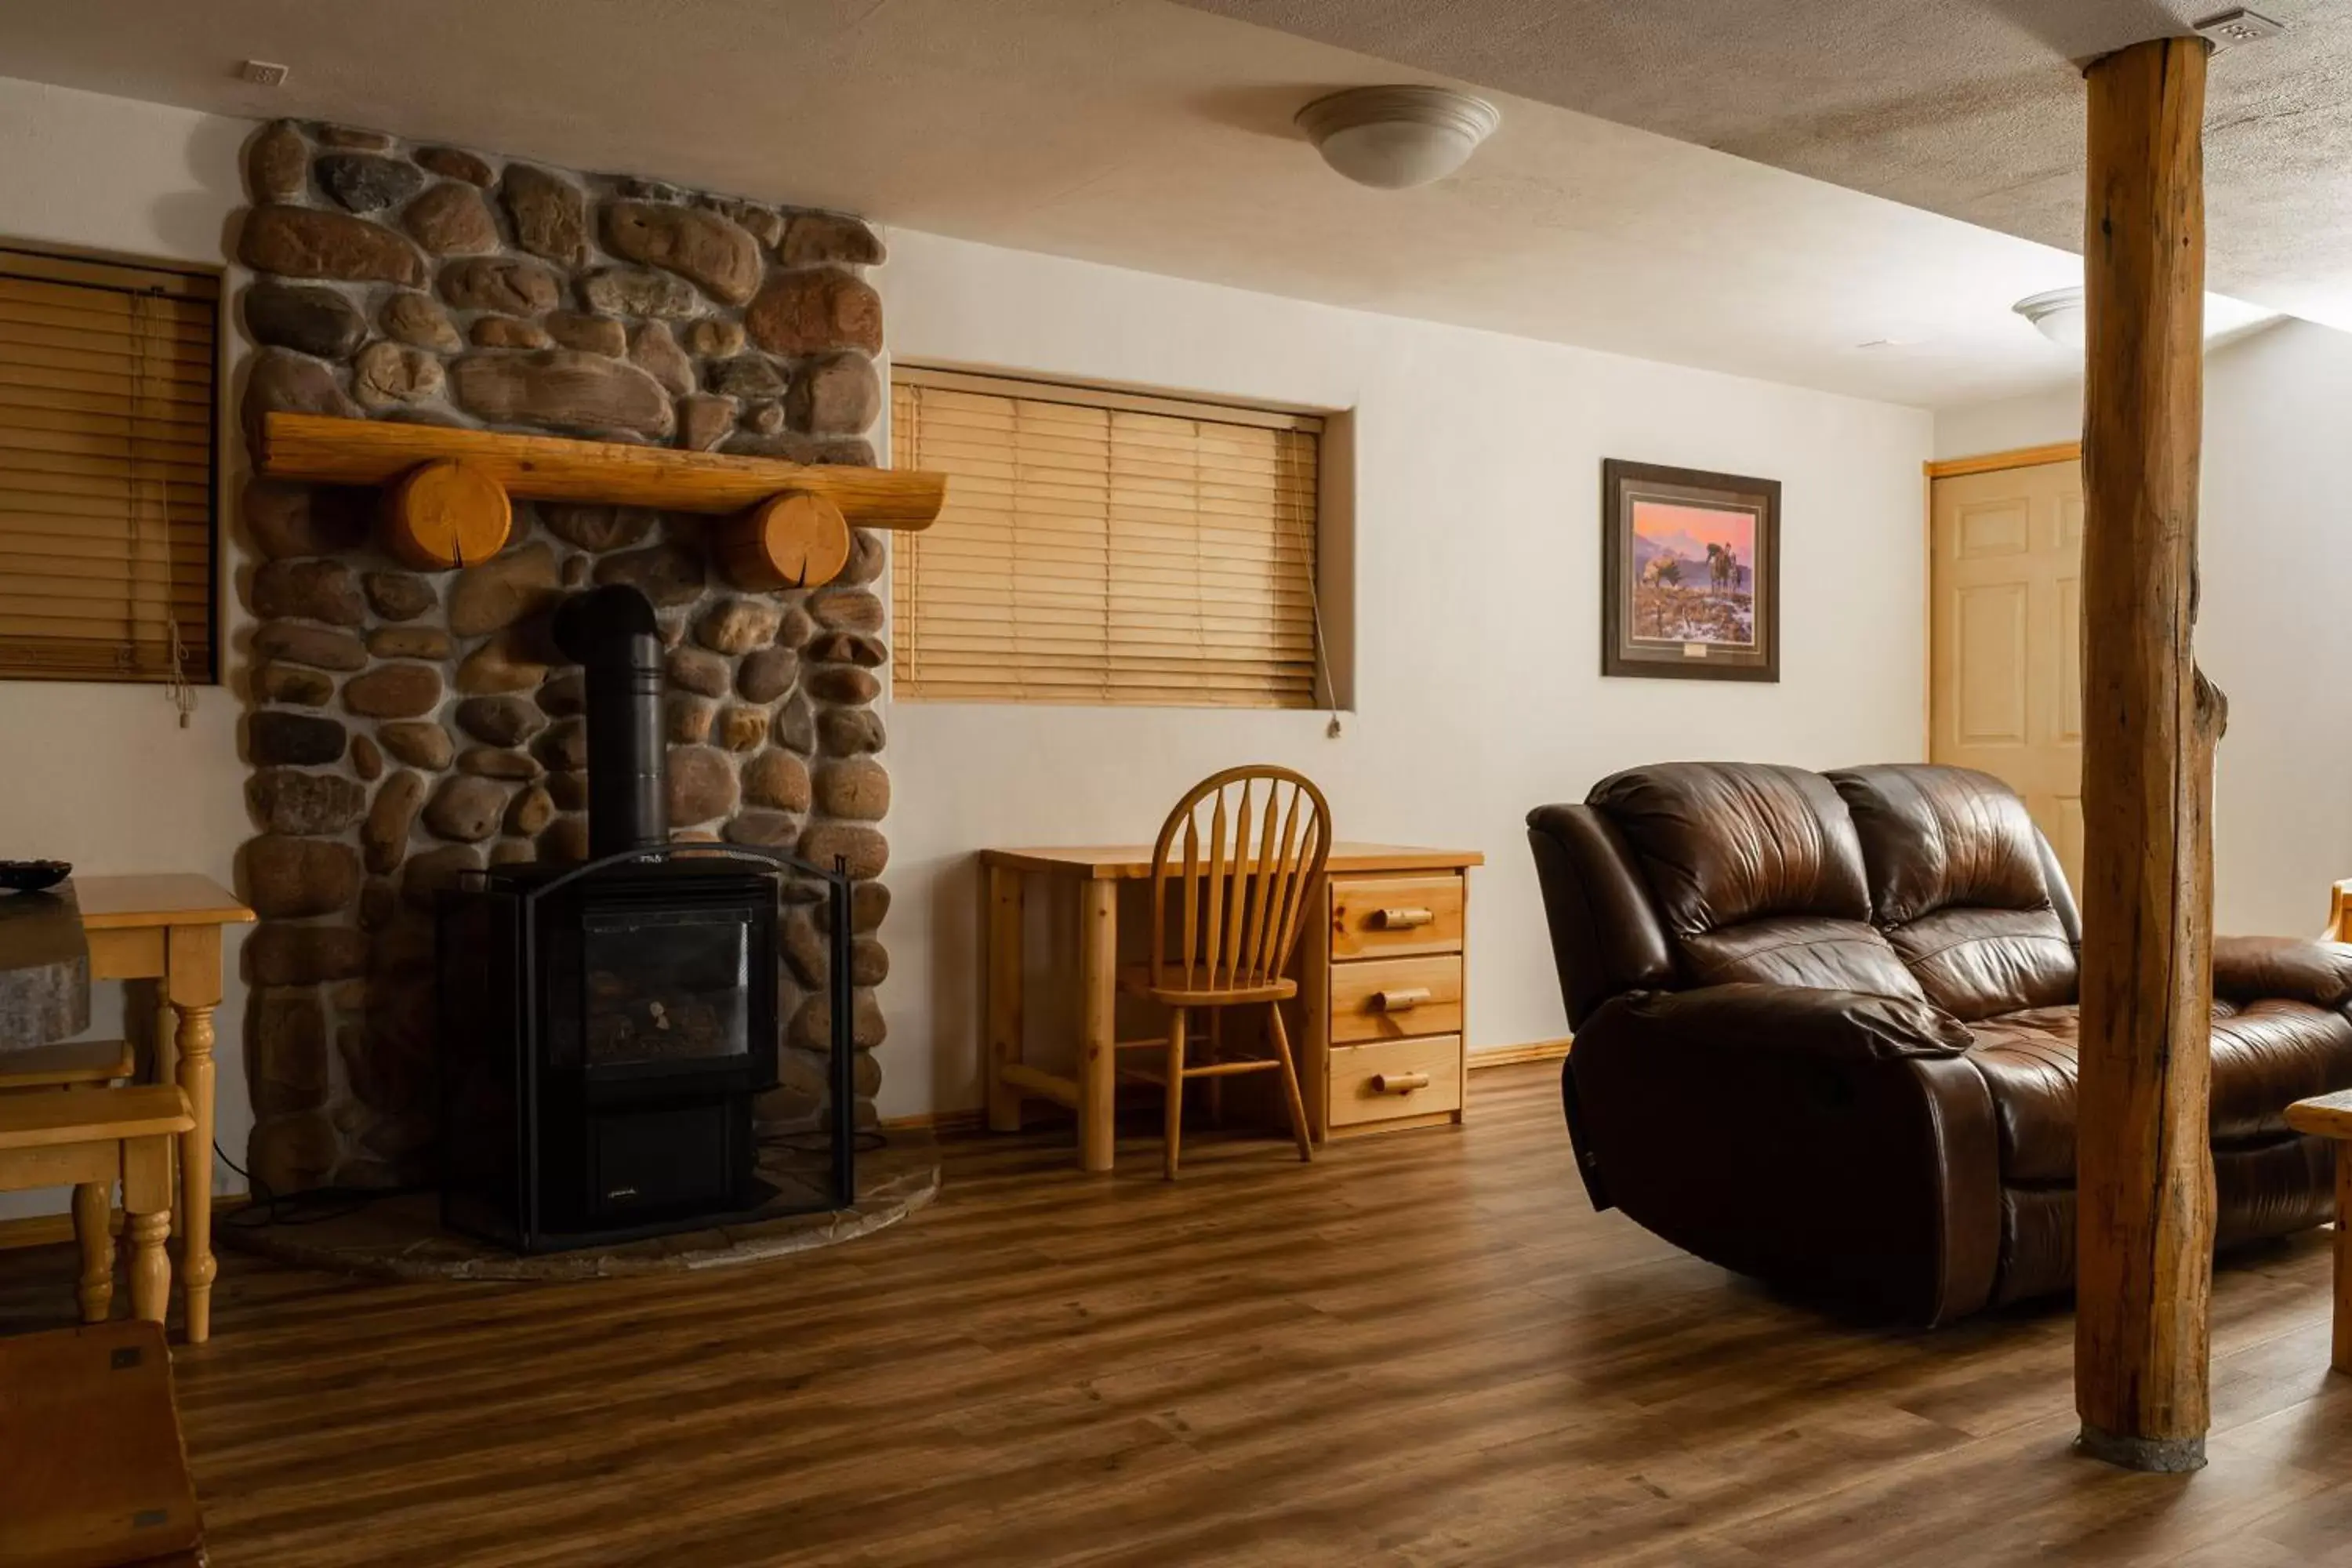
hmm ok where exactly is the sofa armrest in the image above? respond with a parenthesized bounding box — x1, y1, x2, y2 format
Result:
(1564, 987, 1999, 1325)
(2212, 935, 2352, 1010)
(1593, 982, 1973, 1063)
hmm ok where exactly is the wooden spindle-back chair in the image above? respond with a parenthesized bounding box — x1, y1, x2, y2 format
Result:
(1117, 765, 1331, 1178)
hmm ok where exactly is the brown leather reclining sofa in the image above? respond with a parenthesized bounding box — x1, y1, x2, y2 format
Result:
(1527, 761, 2352, 1325)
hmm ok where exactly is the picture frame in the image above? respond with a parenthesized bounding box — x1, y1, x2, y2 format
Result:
(1600, 459, 1780, 682)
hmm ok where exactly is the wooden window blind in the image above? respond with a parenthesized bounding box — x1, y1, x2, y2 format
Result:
(890, 366, 1322, 707)
(0, 246, 220, 684)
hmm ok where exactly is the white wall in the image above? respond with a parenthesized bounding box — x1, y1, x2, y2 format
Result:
(875, 232, 1933, 1117)
(0, 78, 1936, 1143)
(0, 78, 253, 1213)
(1933, 319, 2352, 936)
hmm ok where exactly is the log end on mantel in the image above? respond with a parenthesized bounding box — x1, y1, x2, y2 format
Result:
(717, 491, 853, 591)
(384, 459, 514, 571)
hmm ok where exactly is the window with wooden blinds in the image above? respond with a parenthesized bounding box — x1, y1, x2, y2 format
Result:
(0, 247, 220, 685)
(890, 367, 1323, 707)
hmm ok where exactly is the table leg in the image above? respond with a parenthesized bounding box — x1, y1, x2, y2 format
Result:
(985, 867, 1025, 1134)
(154, 986, 180, 1240)
(166, 924, 222, 1345)
(2336, 1145, 2351, 1374)
(1077, 877, 1117, 1173)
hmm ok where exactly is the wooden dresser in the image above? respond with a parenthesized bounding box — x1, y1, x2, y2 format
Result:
(1303, 858, 1475, 1140)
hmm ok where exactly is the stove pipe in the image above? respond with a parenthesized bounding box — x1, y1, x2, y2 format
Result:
(551, 584, 666, 857)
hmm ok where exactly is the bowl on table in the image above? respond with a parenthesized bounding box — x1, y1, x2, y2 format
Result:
(0, 861, 71, 895)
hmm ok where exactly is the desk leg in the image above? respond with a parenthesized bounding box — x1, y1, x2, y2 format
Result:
(167, 924, 222, 1345)
(2336, 1146, 2351, 1374)
(1077, 877, 1117, 1173)
(985, 868, 1025, 1134)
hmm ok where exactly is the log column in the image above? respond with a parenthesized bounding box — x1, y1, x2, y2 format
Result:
(2074, 34, 2222, 1474)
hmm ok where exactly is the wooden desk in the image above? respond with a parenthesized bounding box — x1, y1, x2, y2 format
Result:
(75, 874, 254, 1345)
(981, 843, 1482, 1172)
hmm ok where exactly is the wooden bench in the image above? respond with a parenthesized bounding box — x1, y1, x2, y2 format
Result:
(2284, 1088, 2352, 1374)
(0, 1084, 191, 1327)
(0, 1319, 205, 1566)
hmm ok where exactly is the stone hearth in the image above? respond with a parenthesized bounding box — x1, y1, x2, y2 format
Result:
(233, 120, 893, 1196)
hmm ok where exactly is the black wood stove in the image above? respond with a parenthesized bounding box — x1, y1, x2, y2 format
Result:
(435, 585, 854, 1252)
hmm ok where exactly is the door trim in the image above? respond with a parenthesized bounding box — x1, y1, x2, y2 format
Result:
(1924, 441, 2082, 479)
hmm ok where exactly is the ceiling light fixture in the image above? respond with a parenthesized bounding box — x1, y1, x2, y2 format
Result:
(1295, 85, 1500, 191)
(2013, 286, 2086, 349)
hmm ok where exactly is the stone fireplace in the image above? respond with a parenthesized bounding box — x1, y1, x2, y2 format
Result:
(231, 120, 891, 1196)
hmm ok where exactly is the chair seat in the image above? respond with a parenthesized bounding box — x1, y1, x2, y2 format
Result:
(1120, 964, 1297, 1007)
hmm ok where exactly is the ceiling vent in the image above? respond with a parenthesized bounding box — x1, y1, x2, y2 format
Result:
(2192, 9, 2285, 49)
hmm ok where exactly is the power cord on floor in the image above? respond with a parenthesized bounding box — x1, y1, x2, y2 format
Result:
(214, 1138, 430, 1229)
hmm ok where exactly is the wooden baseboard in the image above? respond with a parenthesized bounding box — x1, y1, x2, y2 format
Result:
(880, 1107, 987, 1136)
(1468, 1038, 1573, 1070)
(0, 1193, 252, 1254)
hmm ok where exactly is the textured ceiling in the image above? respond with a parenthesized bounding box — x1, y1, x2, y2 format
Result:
(0, 0, 2281, 407)
(1176, 0, 2352, 328)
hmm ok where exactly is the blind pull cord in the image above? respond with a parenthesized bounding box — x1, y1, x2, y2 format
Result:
(131, 287, 197, 728)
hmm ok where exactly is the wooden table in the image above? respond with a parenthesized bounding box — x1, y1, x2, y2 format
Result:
(75, 874, 254, 1345)
(981, 843, 1481, 1172)
(2285, 1088, 2352, 1374)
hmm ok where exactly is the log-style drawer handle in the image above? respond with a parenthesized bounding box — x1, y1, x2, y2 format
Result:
(1370, 1070, 1432, 1095)
(1373, 906, 1435, 931)
(1371, 987, 1432, 1012)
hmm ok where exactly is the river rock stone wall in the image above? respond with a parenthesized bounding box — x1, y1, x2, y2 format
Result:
(232, 120, 890, 1195)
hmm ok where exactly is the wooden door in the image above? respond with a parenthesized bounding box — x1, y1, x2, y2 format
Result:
(1929, 458, 2085, 893)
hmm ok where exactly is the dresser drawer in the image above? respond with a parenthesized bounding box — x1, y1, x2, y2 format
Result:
(1329, 954, 1463, 1044)
(1329, 875, 1465, 959)
(1329, 1036, 1464, 1126)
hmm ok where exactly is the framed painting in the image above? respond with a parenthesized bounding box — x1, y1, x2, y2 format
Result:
(1600, 459, 1780, 681)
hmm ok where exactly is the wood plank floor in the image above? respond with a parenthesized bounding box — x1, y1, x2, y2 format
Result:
(2, 1062, 2347, 1566)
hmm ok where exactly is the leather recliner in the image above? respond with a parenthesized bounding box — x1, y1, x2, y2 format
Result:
(1527, 761, 2352, 1325)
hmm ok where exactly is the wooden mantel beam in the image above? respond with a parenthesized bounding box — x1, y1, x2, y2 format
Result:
(2074, 34, 2222, 1475)
(256, 412, 946, 529)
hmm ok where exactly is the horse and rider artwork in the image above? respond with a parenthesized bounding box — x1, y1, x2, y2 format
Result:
(1599, 458, 1781, 682)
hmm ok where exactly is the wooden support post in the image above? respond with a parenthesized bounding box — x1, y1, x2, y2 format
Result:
(2074, 34, 2221, 1475)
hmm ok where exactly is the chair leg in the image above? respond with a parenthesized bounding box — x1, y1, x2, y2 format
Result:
(1206, 1008, 1225, 1128)
(1163, 1006, 1188, 1181)
(123, 1134, 174, 1328)
(126, 1213, 170, 1327)
(72, 1182, 114, 1323)
(1269, 1003, 1312, 1163)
